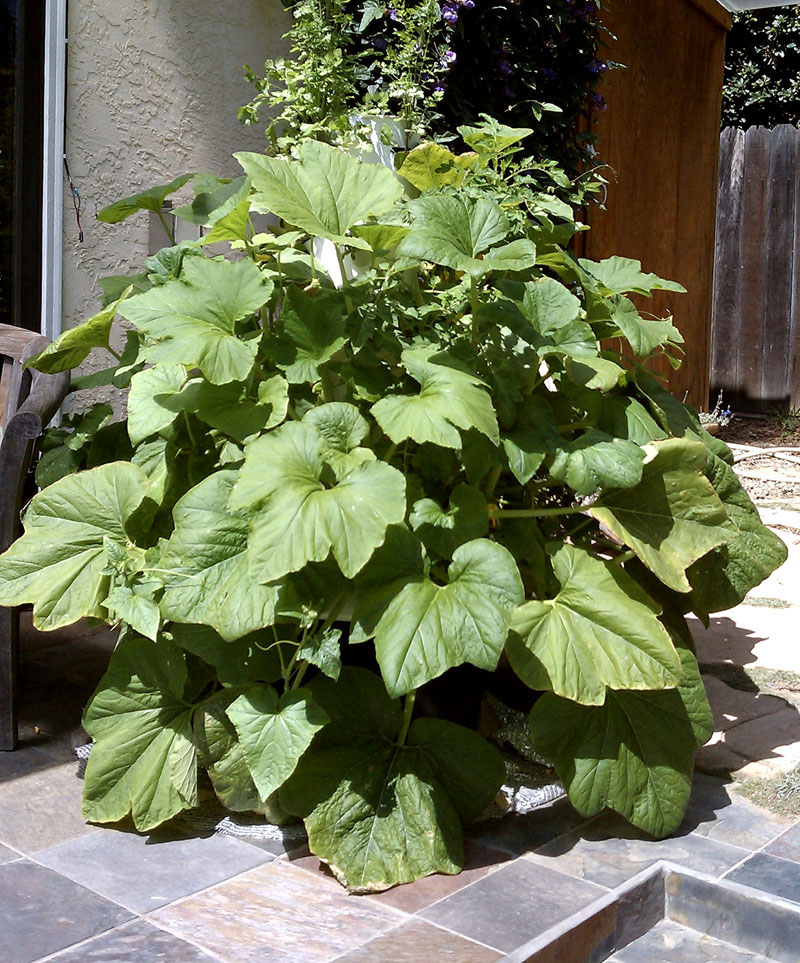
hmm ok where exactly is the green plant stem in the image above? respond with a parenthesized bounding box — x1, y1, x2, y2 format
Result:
(490, 506, 585, 519)
(384, 442, 398, 463)
(335, 245, 355, 314)
(158, 211, 176, 246)
(107, 346, 122, 362)
(182, 412, 198, 450)
(469, 276, 480, 346)
(396, 690, 416, 746)
(611, 550, 635, 565)
(292, 661, 310, 690)
(484, 464, 502, 499)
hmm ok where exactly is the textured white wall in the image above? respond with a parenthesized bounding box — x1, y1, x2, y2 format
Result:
(62, 0, 289, 407)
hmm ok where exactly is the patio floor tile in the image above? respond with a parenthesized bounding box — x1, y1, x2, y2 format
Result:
(35, 826, 271, 914)
(0, 842, 18, 864)
(44, 919, 219, 962)
(464, 795, 587, 857)
(0, 859, 132, 963)
(150, 859, 406, 963)
(764, 823, 800, 863)
(418, 857, 606, 953)
(0, 762, 97, 854)
(529, 816, 750, 889)
(332, 919, 502, 961)
(365, 842, 511, 914)
(680, 774, 791, 850)
(725, 852, 800, 905)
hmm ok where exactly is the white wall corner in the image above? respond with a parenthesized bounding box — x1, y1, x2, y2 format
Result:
(41, 0, 68, 342)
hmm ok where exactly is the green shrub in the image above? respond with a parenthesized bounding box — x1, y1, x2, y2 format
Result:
(0, 121, 785, 893)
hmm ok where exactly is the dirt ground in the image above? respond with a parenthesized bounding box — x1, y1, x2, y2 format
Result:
(717, 413, 800, 503)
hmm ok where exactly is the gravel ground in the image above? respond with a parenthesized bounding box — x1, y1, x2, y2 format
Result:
(717, 414, 800, 502)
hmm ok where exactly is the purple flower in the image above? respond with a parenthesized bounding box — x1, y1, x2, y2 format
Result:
(503, 85, 516, 99)
(460, 0, 475, 7)
(434, 81, 448, 92)
(388, 7, 401, 21)
(372, 37, 387, 50)
(588, 60, 607, 74)
(442, 4, 459, 23)
(498, 59, 512, 77)
(539, 67, 557, 81)
(442, 50, 457, 65)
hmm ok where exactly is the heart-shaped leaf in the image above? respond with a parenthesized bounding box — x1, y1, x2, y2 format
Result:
(0, 463, 148, 629)
(235, 140, 403, 247)
(230, 421, 406, 581)
(82, 637, 198, 831)
(119, 256, 272, 384)
(372, 347, 499, 449)
(372, 538, 524, 696)
(506, 545, 682, 705)
(98, 173, 194, 223)
(159, 470, 287, 640)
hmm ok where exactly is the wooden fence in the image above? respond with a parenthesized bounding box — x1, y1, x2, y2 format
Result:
(710, 125, 800, 412)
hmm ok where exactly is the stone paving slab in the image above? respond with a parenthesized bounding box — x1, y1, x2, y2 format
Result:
(149, 860, 407, 963)
(691, 605, 800, 674)
(528, 817, 750, 890)
(43, 919, 219, 962)
(332, 919, 502, 962)
(417, 858, 607, 953)
(725, 852, 800, 906)
(609, 918, 772, 962)
(0, 860, 133, 963)
(35, 826, 272, 915)
(0, 762, 98, 854)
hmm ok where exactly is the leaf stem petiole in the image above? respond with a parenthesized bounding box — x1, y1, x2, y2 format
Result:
(490, 506, 586, 519)
(396, 690, 416, 746)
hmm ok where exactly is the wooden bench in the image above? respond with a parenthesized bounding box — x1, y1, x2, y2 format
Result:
(0, 324, 71, 750)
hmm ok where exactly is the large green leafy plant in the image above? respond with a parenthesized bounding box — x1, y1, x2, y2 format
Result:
(0, 124, 786, 893)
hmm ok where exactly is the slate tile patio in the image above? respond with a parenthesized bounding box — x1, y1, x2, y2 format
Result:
(3, 517, 800, 962)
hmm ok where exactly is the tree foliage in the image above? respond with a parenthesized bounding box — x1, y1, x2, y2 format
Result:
(722, 9, 800, 129)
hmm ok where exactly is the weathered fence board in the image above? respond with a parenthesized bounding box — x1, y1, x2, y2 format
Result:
(711, 124, 800, 411)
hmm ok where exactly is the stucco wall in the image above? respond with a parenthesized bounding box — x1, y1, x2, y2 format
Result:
(61, 0, 289, 409)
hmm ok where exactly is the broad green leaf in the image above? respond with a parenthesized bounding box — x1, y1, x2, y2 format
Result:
(230, 422, 406, 581)
(303, 402, 369, 452)
(397, 143, 472, 191)
(662, 611, 713, 748)
(480, 239, 538, 274)
(397, 194, 510, 276)
(235, 140, 402, 247)
(351, 526, 427, 644)
(173, 175, 250, 225)
(352, 223, 410, 254)
(597, 396, 668, 446)
(159, 471, 286, 640)
(502, 398, 564, 485)
(200, 197, 252, 245)
(609, 296, 683, 357)
(530, 685, 697, 838)
(409, 484, 488, 559)
(519, 275, 583, 330)
(271, 288, 346, 383)
(549, 429, 645, 495)
(167, 623, 281, 686)
(688, 453, 788, 616)
(0, 463, 148, 629)
(578, 256, 686, 296)
(97, 173, 194, 223)
(226, 685, 329, 800)
(567, 356, 627, 391)
(458, 120, 533, 155)
(297, 627, 342, 681)
(127, 364, 186, 445)
(590, 438, 732, 593)
(194, 689, 263, 812)
(506, 545, 681, 705)
(82, 637, 197, 830)
(164, 377, 287, 443)
(105, 584, 161, 641)
(280, 668, 504, 892)
(132, 437, 173, 506)
(26, 290, 131, 373)
(372, 347, 499, 449)
(144, 242, 204, 286)
(373, 538, 524, 696)
(119, 257, 272, 384)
